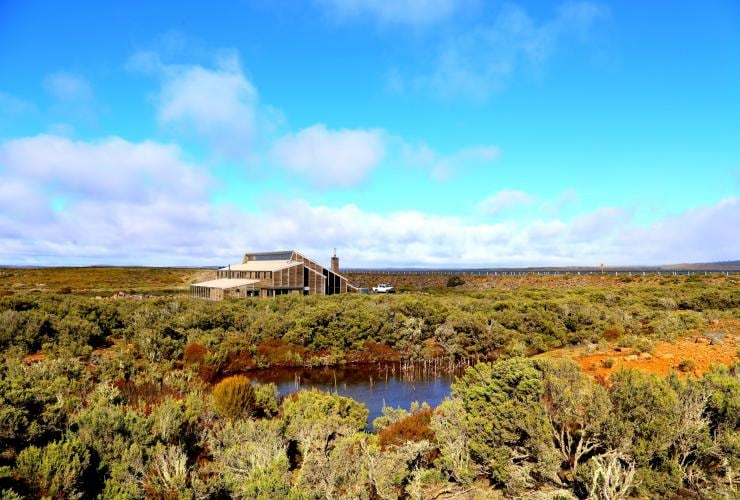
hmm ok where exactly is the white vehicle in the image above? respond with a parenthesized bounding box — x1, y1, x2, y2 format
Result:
(372, 283, 395, 293)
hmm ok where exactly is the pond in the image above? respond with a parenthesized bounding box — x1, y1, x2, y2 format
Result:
(246, 362, 463, 427)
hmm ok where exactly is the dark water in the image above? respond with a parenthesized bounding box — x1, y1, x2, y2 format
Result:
(247, 363, 459, 427)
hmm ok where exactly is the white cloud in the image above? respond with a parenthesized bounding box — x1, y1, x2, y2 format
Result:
(272, 124, 386, 188)
(479, 190, 536, 216)
(127, 46, 501, 188)
(566, 207, 630, 242)
(411, 1, 608, 99)
(614, 198, 740, 264)
(0, 91, 35, 115)
(254, 198, 739, 267)
(402, 142, 500, 181)
(130, 50, 269, 158)
(318, 0, 463, 26)
(0, 134, 736, 269)
(544, 187, 578, 215)
(0, 134, 208, 203)
(0, 179, 51, 229)
(43, 72, 100, 121)
(0, 134, 221, 264)
(44, 72, 93, 102)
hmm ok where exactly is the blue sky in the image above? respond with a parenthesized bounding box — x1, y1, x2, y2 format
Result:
(0, 0, 738, 267)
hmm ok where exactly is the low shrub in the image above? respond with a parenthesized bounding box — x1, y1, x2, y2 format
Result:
(183, 343, 208, 365)
(677, 359, 696, 373)
(603, 328, 622, 340)
(378, 407, 435, 449)
(16, 438, 92, 498)
(212, 375, 255, 420)
(253, 382, 279, 417)
(446, 276, 465, 287)
(618, 335, 655, 354)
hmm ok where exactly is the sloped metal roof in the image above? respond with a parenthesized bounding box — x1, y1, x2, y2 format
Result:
(191, 278, 261, 289)
(219, 260, 302, 272)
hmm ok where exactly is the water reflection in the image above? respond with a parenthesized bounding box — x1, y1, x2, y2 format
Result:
(246, 362, 463, 427)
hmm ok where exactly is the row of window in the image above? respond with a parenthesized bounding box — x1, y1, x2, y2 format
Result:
(218, 271, 272, 279)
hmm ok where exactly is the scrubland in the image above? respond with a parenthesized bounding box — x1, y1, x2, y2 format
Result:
(0, 271, 737, 498)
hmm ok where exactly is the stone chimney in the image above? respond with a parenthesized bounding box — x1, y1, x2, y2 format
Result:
(331, 248, 339, 273)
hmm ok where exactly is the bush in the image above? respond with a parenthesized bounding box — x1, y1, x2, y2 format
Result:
(605, 370, 680, 466)
(212, 375, 255, 420)
(678, 359, 696, 373)
(431, 398, 477, 484)
(16, 437, 92, 498)
(183, 343, 208, 365)
(618, 334, 654, 354)
(0, 277, 738, 498)
(144, 443, 190, 497)
(253, 382, 279, 417)
(208, 419, 291, 498)
(601, 358, 615, 369)
(448, 358, 557, 485)
(378, 407, 435, 449)
(282, 389, 368, 442)
(446, 276, 465, 287)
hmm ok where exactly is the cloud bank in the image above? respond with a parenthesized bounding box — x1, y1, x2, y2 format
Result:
(272, 124, 386, 188)
(1, 133, 737, 267)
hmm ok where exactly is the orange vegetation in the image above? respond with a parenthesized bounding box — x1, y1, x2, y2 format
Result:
(378, 408, 436, 449)
(547, 319, 739, 379)
(346, 341, 402, 363)
(183, 343, 208, 365)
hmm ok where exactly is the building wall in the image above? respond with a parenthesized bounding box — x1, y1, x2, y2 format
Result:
(190, 284, 260, 300)
(291, 252, 350, 295)
(217, 270, 272, 280)
(196, 251, 353, 300)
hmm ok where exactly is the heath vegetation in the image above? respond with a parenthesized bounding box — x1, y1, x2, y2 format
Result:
(0, 275, 737, 497)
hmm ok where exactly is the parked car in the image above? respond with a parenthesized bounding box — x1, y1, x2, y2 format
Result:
(372, 283, 395, 293)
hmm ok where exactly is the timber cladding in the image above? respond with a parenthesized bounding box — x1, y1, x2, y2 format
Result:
(190, 250, 356, 300)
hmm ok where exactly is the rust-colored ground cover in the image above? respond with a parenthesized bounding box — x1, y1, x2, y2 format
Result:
(546, 319, 739, 379)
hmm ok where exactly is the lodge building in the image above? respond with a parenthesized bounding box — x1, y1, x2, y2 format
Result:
(190, 250, 355, 300)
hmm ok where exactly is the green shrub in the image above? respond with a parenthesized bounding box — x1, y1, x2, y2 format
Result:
(0, 277, 738, 498)
(253, 382, 279, 417)
(634, 460, 683, 497)
(212, 375, 255, 420)
(16, 437, 92, 498)
(281, 389, 368, 442)
(618, 334, 654, 354)
(208, 419, 291, 498)
(605, 369, 680, 466)
(73, 383, 153, 471)
(447, 358, 558, 485)
(677, 359, 696, 373)
(601, 358, 615, 369)
(539, 359, 611, 474)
